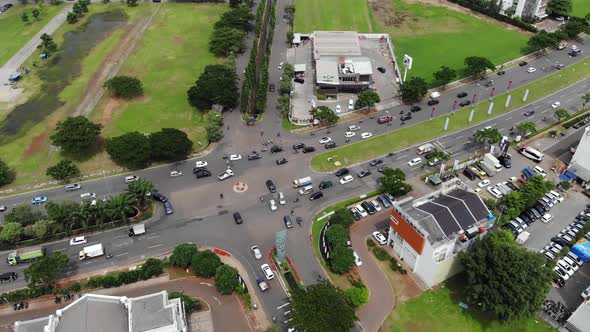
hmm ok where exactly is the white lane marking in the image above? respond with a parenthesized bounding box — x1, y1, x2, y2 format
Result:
(116, 252, 128, 257)
(83, 261, 95, 265)
(54, 247, 67, 252)
(147, 235, 160, 240)
(542, 109, 548, 114)
(212, 296, 222, 305)
(534, 105, 542, 109)
(148, 244, 162, 249)
(489, 123, 497, 127)
(200, 282, 213, 287)
(277, 303, 290, 309)
(114, 235, 127, 239)
(505, 117, 512, 121)
(455, 135, 463, 140)
(113, 241, 131, 248)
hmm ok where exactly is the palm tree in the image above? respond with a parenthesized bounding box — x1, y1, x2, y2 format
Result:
(107, 194, 136, 225)
(126, 178, 155, 209)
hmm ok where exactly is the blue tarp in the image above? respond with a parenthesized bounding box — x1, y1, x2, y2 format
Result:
(571, 242, 590, 263)
(559, 174, 571, 182)
(565, 171, 577, 180)
(522, 167, 534, 178)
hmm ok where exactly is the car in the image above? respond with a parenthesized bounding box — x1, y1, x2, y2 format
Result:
(372, 231, 387, 245)
(582, 286, 590, 300)
(487, 187, 502, 199)
(556, 63, 565, 70)
(428, 158, 440, 167)
(526, 67, 536, 73)
(229, 154, 242, 161)
(408, 157, 422, 167)
(519, 61, 528, 67)
(478, 179, 491, 188)
(293, 143, 306, 150)
(278, 62, 284, 69)
(270, 199, 277, 211)
(427, 99, 439, 106)
(377, 67, 386, 73)
(163, 201, 174, 215)
(251, 246, 263, 260)
(505, 182, 518, 191)
(344, 131, 355, 138)
(278, 192, 286, 205)
(283, 215, 293, 228)
(348, 125, 361, 132)
(266, 179, 276, 193)
(170, 171, 182, 177)
(233, 212, 243, 224)
(484, 80, 494, 87)
(336, 105, 341, 113)
(217, 169, 234, 181)
(357, 170, 371, 178)
(302, 146, 316, 153)
(309, 191, 324, 201)
(340, 175, 354, 184)
(70, 236, 87, 246)
(270, 145, 283, 153)
(400, 113, 412, 121)
(65, 183, 82, 191)
(533, 166, 547, 178)
(360, 132, 373, 139)
(319, 180, 333, 189)
(410, 106, 422, 112)
(355, 204, 368, 217)
(319, 137, 332, 144)
(378, 195, 391, 208)
(125, 175, 139, 183)
(362, 201, 376, 215)
(348, 99, 354, 110)
(370, 159, 383, 166)
(554, 266, 569, 280)
(335, 168, 349, 177)
(269, 83, 275, 92)
(457, 92, 468, 98)
(80, 192, 96, 199)
(261, 263, 275, 280)
(31, 196, 48, 205)
(353, 251, 362, 266)
(247, 152, 261, 160)
(195, 169, 212, 178)
(498, 155, 511, 168)
(551, 102, 561, 109)
(557, 260, 574, 277)
(148, 192, 168, 203)
(377, 115, 394, 123)
(276, 158, 288, 165)
(497, 70, 506, 75)
(0, 205, 6, 212)
(350, 208, 361, 220)
(325, 142, 336, 149)
(371, 200, 382, 212)
(459, 100, 471, 107)
(195, 161, 208, 168)
(0, 272, 17, 283)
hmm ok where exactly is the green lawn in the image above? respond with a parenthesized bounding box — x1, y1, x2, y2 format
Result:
(0, 3, 65, 66)
(572, 0, 590, 18)
(311, 58, 590, 171)
(94, 3, 227, 146)
(390, 275, 555, 332)
(294, 0, 375, 32)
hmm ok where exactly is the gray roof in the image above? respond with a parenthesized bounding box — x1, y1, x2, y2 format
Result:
(566, 300, 590, 332)
(313, 31, 361, 59)
(399, 200, 447, 244)
(570, 126, 590, 181)
(130, 292, 175, 332)
(316, 59, 339, 85)
(56, 295, 128, 332)
(14, 316, 50, 332)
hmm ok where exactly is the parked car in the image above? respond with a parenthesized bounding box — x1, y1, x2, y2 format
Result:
(340, 175, 354, 184)
(357, 170, 371, 178)
(266, 179, 277, 193)
(309, 191, 324, 201)
(459, 100, 471, 107)
(163, 201, 174, 215)
(31, 196, 48, 205)
(400, 113, 412, 121)
(283, 215, 293, 228)
(318, 137, 332, 144)
(195, 161, 208, 168)
(335, 168, 349, 177)
(325, 142, 337, 149)
(302, 146, 316, 153)
(247, 152, 261, 160)
(125, 175, 139, 183)
(408, 157, 422, 167)
(360, 132, 373, 139)
(270, 145, 283, 153)
(457, 92, 468, 98)
(319, 180, 333, 189)
(377, 115, 394, 124)
(372, 231, 387, 245)
(195, 169, 212, 178)
(427, 99, 439, 106)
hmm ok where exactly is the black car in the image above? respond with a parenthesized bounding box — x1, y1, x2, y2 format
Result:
(523, 110, 535, 117)
(369, 159, 383, 166)
(497, 70, 506, 75)
(294, 78, 304, 84)
(457, 92, 468, 98)
(519, 213, 532, 225)
(270, 145, 283, 153)
(410, 106, 422, 112)
(350, 209, 361, 221)
(357, 170, 371, 178)
(284, 215, 294, 228)
(309, 191, 324, 201)
(276, 158, 288, 165)
(302, 146, 316, 153)
(377, 67, 386, 73)
(319, 180, 333, 189)
(195, 169, 212, 178)
(163, 201, 174, 215)
(247, 152, 261, 160)
(361, 201, 376, 215)
(427, 99, 439, 106)
(233, 212, 243, 224)
(148, 192, 168, 203)
(551, 236, 569, 247)
(459, 100, 471, 107)
(400, 113, 412, 121)
(0, 272, 17, 283)
(293, 143, 306, 150)
(269, 83, 275, 92)
(324, 142, 336, 149)
(498, 155, 511, 168)
(534, 203, 547, 213)
(519, 61, 528, 67)
(335, 168, 349, 177)
(266, 179, 276, 193)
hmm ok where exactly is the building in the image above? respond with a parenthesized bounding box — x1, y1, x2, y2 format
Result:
(565, 300, 590, 332)
(312, 31, 374, 95)
(386, 180, 493, 287)
(14, 291, 187, 332)
(568, 126, 590, 183)
(498, 0, 549, 21)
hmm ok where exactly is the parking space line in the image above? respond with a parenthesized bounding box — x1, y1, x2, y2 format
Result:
(116, 252, 128, 257)
(277, 303, 290, 309)
(455, 135, 463, 140)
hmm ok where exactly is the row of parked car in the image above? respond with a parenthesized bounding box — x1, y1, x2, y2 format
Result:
(503, 190, 564, 237)
(349, 194, 395, 220)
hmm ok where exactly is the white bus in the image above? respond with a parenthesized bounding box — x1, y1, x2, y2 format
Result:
(520, 146, 544, 162)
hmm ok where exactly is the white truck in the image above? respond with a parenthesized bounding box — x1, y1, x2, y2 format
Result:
(516, 231, 530, 245)
(292, 176, 312, 188)
(416, 143, 434, 155)
(79, 243, 104, 260)
(129, 224, 146, 237)
(482, 153, 502, 174)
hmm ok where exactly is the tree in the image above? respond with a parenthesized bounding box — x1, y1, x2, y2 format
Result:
(329, 208, 354, 228)
(215, 7, 253, 31)
(21, 12, 29, 23)
(5, 204, 44, 225)
(344, 286, 368, 308)
(106, 132, 151, 168)
(38, 33, 58, 55)
(79, 0, 89, 12)
(46, 159, 80, 180)
(126, 0, 138, 6)
(313, 106, 338, 125)
(560, 18, 590, 39)
(229, 0, 242, 7)
(459, 230, 552, 320)
(464, 56, 495, 79)
(209, 27, 246, 57)
(355, 90, 381, 110)
(471, 128, 502, 145)
(330, 244, 355, 274)
(214, 264, 239, 295)
(527, 31, 561, 52)
(72, 2, 82, 16)
(139, 258, 163, 280)
(31, 8, 40, 20)
(290, 281, 357, 332)
(192, 250, 221, 277)
(24, 252, 69, 287)
(149, 128, 193, 162)
(517, 121, 536, 134)
(400, 76, 428, 103)
(582, 93, 590, 107)
(50, 116, 101, 156)
(379, 168, 412, 197)
(169, 292, 198, 315)
(0, 159, 13, 186)
(170, 243, 199, 268)
(66, 12, 78, 24)
(0, 222, 24, 243)
(32, 220, 49, 238)
(206, 111, 224, 142)
(554, 109, 570, 121)
(104, 76, 143, 99)
(126, 178, 155, 208)
(326, 224, 349, 247)
(187, 64, 239, 110)
(433, 66, 457, 86)
(547, 0, 572, 17)
(106, 194, 136, 224)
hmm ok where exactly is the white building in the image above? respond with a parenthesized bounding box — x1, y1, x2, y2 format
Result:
(387, 180, 493, 287)
(569, 126, 590, 182)
(14, 291, 188, 332)
(498, 0, 549, 21)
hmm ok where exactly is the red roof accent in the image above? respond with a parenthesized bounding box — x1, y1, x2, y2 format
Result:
(389, 209, 426, 255)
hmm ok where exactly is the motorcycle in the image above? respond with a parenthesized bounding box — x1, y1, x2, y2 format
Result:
(106, 254, 113, 259)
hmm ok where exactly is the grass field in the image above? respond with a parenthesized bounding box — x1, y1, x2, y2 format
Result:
(311, 58, 590, 171)
(0, 3, 65, 66)
(294, 0, 375, 32)
(572, 0, 590, 18)
(389, 275, 555, 332)
(93, 3, 227, 145)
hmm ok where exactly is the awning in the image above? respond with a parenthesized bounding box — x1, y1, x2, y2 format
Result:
(565, 171, 577, 180)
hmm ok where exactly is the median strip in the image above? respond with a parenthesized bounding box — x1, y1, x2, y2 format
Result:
(310, 58, 590, 172)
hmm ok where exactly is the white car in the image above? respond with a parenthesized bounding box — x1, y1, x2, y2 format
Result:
(526, 67, 536, 73)
(125, 175, 138, 183)
(348, 99, 354, 110)
(229, 154, 242, 161)
(554, 266, 570, 280)
(195, 161, 208, 168)
(261, 263, 275, 280)
(487, 186, 503, 199)
(336, 105, 341, 113)
(478, 179, 491, 188)
(408, 157, 422, 167)
(170, 171, 182, 177)
(278, 192, 286, 205)
(340, 175, 354, 184)
(582, 286, 590, 300)
(69, 236, 87, 246)
(278, 62, 284, 70)
(551, 102, 561, 109)
(355, 204, 368, 217)
(270, 199, 277, 211)
(217, 169, 234, 181)
(371, 200, 382, 212)
(360, 132, 372, 139)
(80, 192, 96, 199)
(251, 245, 263, 260)
(344, 131, 355, 138)
(372, 231, 387, 245)
(319, 137, 332, 144)
(533, 166, 547, 178)
(353, 251, 362, 266)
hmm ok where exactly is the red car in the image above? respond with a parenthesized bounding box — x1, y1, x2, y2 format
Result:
(377, 115, 394, 124)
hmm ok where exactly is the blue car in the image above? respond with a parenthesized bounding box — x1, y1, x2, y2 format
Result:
(31, 196, 48, 205)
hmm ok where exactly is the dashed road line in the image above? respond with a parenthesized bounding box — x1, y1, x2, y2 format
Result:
(116, 252, 128, 257)
(277, 303, 290, 310)
(148, 244, 162, 249)
(396, 154, 408, 160)
(505, 117, 512, 121)
(147, 235, 160, 240)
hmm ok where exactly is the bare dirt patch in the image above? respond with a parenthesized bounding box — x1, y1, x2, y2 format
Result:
(174, 34, 186, 45)
(101, 98, 121, 126)
(22, 116, 61, 160)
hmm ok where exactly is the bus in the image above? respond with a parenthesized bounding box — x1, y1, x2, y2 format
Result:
(519, 146, 544, 162)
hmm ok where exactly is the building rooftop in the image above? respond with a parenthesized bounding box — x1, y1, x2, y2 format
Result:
(316, 59, 339, 85)
(313, 31, 361, 60)
(56, 295, 128, 332)
(130, 292, 176, 332)
(570, 126, 590, 181)
(566, 300, 590, 331)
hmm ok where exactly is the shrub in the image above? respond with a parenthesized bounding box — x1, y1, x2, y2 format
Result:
(366, 238, 376, 248)
(140, 258, 163, 280)
(389, 257, 399, 271)
(344, 286, 369, 308)
(170, 243, 199, 268)
(214, 264, 240, 295)
(372, 247, 390, 261)
(192, 250, 222, 277)
(104, 76, 143, 99)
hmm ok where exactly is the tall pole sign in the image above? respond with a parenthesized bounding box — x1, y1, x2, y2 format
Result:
(402, 54, 413, 83)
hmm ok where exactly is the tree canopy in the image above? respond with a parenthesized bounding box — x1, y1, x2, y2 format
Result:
(433, 66, 457, 86)
(516, 121, 536, 134)
(547, 0, 572, 17)
(170, 243, 199, 268)
(527, 30, 563, 52)
(400, 77, 428, 103)
(560, 18, 590, 38)
(379, 167, 412, 197)
(126, 178, 155, 208)
(46, 159, 80, 180)
(38, 33, 57, 55)
(330, 244, 355, 274)
(24, 252, 69, 287)
(192, 250, 222, 277)
(105, 131, 151, 169)
(313, 106, 338, 125)
(554, 109, 570, 121)
(471, 128, 502, 145)
(187, 65, 239, 111)
(459, 230, 552, 320)
(464, 56, 495, 78)
(209, 27, 246, 57)
(50, 116, 101, 156)
(104, 76, 143, 99)
(214, 7, 253, 31)
(149, 128, 193, 162)
(214, 264, 239, 294)
(0, 159, 13, 186)
(355, 90, 381, 109)
(0, 222, 23, 243)
(206, 111, 224, 142)
(497, 176, 554, 224)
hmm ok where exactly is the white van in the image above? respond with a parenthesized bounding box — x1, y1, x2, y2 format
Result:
(80, 192, 96, 199)
(278, 192, 286, 205)
(298, 185, 313, 195)
(65, 183, 82, 192)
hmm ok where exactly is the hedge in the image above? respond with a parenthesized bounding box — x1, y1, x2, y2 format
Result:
(372, 247, 390, 261)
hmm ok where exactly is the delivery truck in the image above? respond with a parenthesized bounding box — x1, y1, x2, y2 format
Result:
(7, 246, 45, 265)
(128, 224, 146, 237)
(482, 153, 503, 174)
(293, 176, 312, 188)
(416, 143, 434, 155)
(79, 243, 104, 260)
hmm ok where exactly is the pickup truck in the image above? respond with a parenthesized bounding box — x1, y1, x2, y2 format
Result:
(218, 169, 234, 181)
(257, 277, 269, 291)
